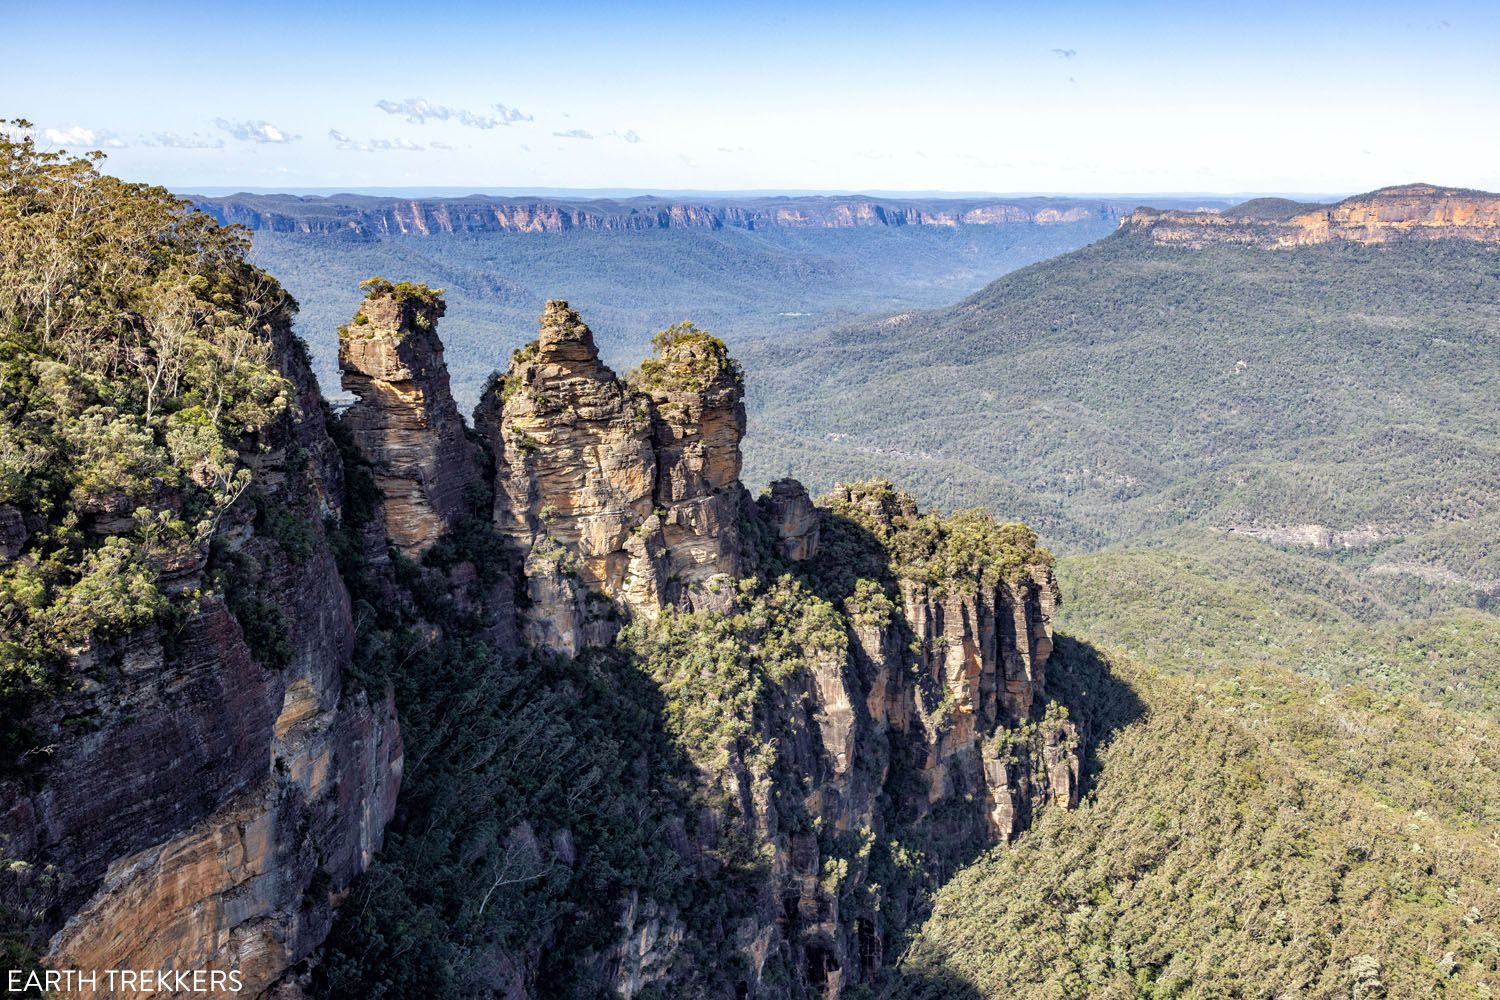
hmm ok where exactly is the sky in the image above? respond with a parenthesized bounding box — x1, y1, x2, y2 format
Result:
(6, 0, 1499, 195)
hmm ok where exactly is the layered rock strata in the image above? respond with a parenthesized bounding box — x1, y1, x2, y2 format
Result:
(476, 303, 746, 654)
(0, 315, 402, 999)
(1121, 183, 1500, 249)
(339, 281, 482, 555)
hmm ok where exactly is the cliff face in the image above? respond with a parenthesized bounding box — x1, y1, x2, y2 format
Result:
(194, 194, 1122, 238)
(338, 281, 482, 556)
(0, 317, 402, 999)
(1120, 183, 1500, 248)
(3, 280, 1077, 1000)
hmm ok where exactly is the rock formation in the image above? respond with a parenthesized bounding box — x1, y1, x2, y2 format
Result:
(630, 322, 747, 610)
(2, 284, 1078, 1000)
(1120, 183, 1500, 249)
(339, 279, 482, 555)
(196, 194, 1122, 238)
(617, 479, 1078, 997)
(476, 304, 748, 654)
(764, 478, 820, 561)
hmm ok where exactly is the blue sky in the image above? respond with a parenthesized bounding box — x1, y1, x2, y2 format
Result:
(6, 0, 1498, 194)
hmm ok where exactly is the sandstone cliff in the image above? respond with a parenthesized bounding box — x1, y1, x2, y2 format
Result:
(338, 279, 482, 556)
(2, 280, 1078, 1000)
(1120, 183, 1500, 249)
(459, 302, 1079, 998)
(475, 304, 747, 654)
(194, 194, 1122, 238)
(0, 312, 402, 999)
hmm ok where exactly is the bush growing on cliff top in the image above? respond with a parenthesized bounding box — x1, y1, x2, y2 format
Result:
(630, 320, 743, 393)
(357, 275, 446, 308)
(820, 480, 1053, 596)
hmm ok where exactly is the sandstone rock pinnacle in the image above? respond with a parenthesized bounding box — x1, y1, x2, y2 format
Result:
(476, 305, 751, 655)
(339, 279, 482, 555)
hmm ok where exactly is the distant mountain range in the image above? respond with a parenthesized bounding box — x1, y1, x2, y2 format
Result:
(191, 192, 1232, 237)
(205, 193, 1204, 412)
(1122, 183, 1500, 247)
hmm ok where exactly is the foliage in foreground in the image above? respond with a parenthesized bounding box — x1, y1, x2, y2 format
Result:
(0, 122, 292, 766)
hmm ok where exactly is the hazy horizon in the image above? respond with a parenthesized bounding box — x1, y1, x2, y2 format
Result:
(178, 185, 1350, 201)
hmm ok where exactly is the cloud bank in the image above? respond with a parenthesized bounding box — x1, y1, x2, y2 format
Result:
(216, 119, 299, 143)
(44, 126, 127, 149)
(375, 98, 533, 128)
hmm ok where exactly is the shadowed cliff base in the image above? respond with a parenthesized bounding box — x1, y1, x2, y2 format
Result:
(879, 634, 1144, 999)
(1044, 635, 1147, 798)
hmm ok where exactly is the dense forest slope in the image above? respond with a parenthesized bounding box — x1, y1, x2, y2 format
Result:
(742, 188, 1500, 608)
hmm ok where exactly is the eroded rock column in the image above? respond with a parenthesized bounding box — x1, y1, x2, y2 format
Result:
(339, 280, 481, 556)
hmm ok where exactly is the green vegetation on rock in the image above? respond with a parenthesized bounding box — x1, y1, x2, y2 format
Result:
(630, 321, 742, 394)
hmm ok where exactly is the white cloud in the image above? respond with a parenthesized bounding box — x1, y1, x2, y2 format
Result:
(613, 129, 642, 144)
(145, 132, 225, 149)
(554, 129, 594, 140)
(44, 126, 126, 148)
(216, 118, 299, 143)
(329, 129, 426, 152)
(493, 103, 533, 124)
(376, 98, 533, 129)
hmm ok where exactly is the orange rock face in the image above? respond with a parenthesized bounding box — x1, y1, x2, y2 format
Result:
(339, 286, 482, 556)
(1120, 184, 1500, 249)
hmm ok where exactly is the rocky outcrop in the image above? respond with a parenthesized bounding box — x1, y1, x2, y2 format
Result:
(825, 482, 1076, 842)
(462, 303, 1082, 996)
(339, 280, 482, 555)
(1221, 522, 1392, 549)
(476, 301, 665, 655)
(1120, 183, 1500, 249)
(630, 323, 747, 610)
(476, 304, 750, 654)
(0, 503, 27, 561)
(640, 480, 1079, 997)
(0, 314, 402, 999)
(2, 278, 1079, 1000)
(194, 194, 1125, 238)
(764, 478, 820, 561)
